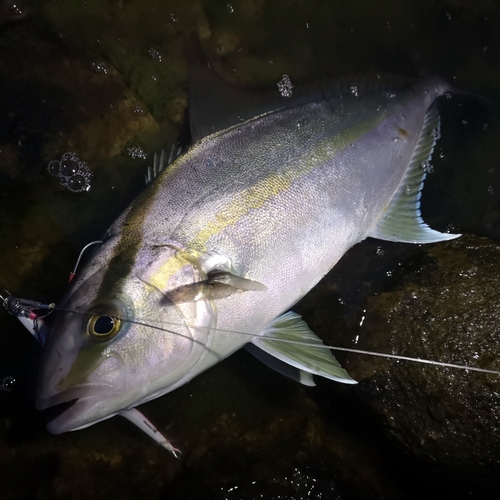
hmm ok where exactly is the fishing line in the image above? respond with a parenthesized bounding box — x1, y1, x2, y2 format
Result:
(110, 312, 500, 376)
(16, 302, 500, 376)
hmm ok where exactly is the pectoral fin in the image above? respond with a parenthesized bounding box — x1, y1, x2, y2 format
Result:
(251, 311, 356, 384)
(198, 250, 267, 299)
(163, 271, 266, 303)
(207, 271, 267, 291)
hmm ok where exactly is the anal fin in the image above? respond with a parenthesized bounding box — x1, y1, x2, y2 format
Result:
(245, 343, 316, 387)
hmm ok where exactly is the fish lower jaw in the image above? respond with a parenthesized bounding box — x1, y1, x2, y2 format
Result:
(36, 383, 122, 434)
(46, 399, 118, 434)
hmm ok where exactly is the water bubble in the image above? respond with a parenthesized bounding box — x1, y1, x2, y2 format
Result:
(350, 85, 359, 97)
(446, 12, 452, 21)
(47, 160, 60, 176)
(147, 48, 162, 62)
(431, 128, 441, 140)
(277, 74, 294, 98)
(169, 13, 178, 22)
(133, 105, 145, 114)
(405, 184, 412, 195)
(487, 185, 494, 195)
(444, 223, 456, 234)
(0, 376, 15, 392)
(359, 314, 366, 327)
(90, 61, 109, 74)
(60, 159, 79, 177)
(67, 174, 90, 192)
(422, 161, 434, 174)
(226, 3, 233, 13)
(127, 146, 147, 160)
(1, 1, 26, 18)
(47, 152, 92, 192)
(376, 246, 384, 256)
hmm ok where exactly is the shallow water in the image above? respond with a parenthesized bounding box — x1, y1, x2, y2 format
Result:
(1, 0, 500, 498)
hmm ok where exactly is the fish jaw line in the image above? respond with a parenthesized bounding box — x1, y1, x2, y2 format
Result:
(37, 383, 123, 434)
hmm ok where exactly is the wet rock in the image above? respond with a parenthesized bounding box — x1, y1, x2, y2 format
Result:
(0, 21, 161, 165)
(213, 31, 240, 54)
(345, 234, 500, 473)
(0, 20, 163, 294)
(56, 90, 160, 161)
(0, 144, 22, 180)
(148, 351, 405, 500)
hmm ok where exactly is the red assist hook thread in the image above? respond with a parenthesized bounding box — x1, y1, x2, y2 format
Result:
(68, 240, 103, 282)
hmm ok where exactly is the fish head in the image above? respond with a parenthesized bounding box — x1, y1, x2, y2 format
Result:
(36, 240, 216, 433)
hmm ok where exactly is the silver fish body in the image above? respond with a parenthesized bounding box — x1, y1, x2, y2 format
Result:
(36, 76, 457, 434)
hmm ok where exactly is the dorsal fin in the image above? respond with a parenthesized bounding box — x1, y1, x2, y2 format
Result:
(145, 145, 182, 185)
(188, 59, 272, 142)
(188, 40, 416, 142)
(369, 105, 460, 244)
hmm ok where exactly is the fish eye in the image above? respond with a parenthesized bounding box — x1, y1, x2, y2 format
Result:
(86, 314, 121, 341)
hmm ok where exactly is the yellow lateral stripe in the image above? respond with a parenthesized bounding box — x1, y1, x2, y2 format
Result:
(145, 105, 390, 291)
(148, 250, 200, 293)
(187, 109, 390, 249)
(193, 173, 295, 247)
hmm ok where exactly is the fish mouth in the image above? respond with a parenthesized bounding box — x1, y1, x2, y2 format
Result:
(36, 384, 121, 434)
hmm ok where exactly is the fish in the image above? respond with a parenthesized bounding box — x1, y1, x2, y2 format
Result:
(35, 67, 459, 439)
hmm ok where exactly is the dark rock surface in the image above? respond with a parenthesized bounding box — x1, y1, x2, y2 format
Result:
(345, 234, 500, 473)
